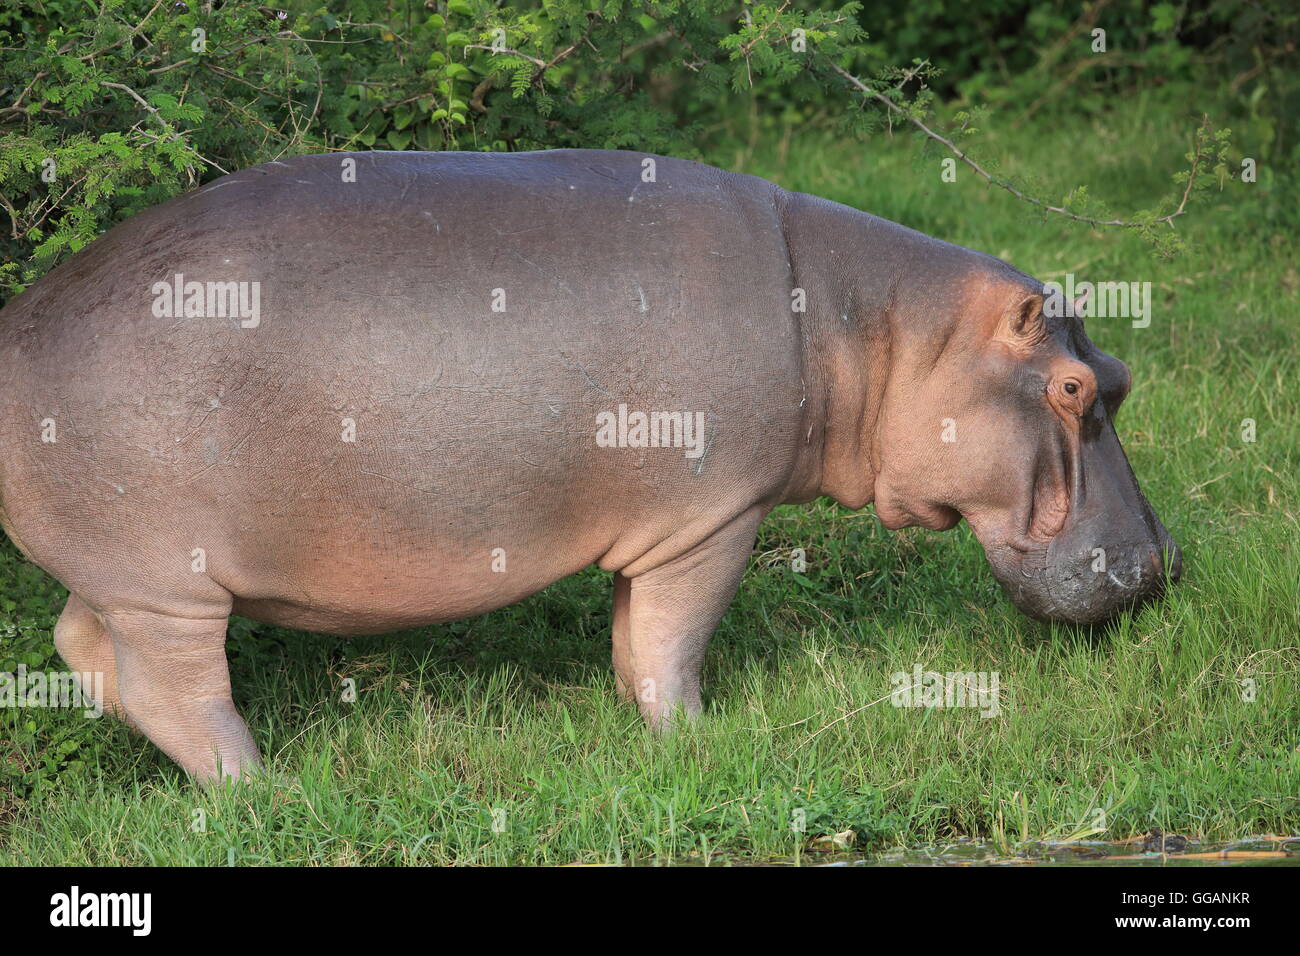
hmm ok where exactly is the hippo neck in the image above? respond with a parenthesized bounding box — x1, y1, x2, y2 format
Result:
(777, 188, 971, 510)
(815, 316, 888, 510)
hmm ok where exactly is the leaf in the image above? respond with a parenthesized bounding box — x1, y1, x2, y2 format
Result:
(1151, 3, 1177, 33)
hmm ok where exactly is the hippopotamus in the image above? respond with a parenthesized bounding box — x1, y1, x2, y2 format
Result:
(0, 149, 1180, 780)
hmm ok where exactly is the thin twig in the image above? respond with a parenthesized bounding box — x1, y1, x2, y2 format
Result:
(464, 12, 598, 92)
(534, 14, 597, 83)
(0, 192, 20, 240)
(738, 0, 791, 57)
(100, 80, 182, 140)
(826, 61, 1204, 227)
(79, 0, 165, 62)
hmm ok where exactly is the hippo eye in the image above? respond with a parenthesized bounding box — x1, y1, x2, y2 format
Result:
(1064, 381, 1079, 395)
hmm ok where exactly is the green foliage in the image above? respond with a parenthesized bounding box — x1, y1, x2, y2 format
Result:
(0, 537, 72, 810)
(3, 1, 1293, 302)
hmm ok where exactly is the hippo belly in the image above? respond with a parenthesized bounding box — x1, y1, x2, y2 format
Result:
(0, 149, 805, 633)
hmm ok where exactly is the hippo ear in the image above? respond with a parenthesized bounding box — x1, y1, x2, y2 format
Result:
(1003, 293, 1047, 344)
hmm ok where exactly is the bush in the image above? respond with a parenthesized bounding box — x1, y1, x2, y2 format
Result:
(0, 536, 72, 809)
(3, 0, 1293, 302)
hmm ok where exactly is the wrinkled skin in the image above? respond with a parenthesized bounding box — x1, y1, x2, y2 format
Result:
(867, 280, 1181, 624)
(0, 150, 1179, 780)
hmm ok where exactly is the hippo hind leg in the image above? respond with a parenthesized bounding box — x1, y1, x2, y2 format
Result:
(53, 593, 125, 719)
(102, 604, 262, 782)
(611, 573, 636, 704)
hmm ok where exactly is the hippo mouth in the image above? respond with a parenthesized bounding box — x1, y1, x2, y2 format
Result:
(982, 413, 1180, 624)
(1026, 427, 1074, 543)
(987, 424, 1074, 560)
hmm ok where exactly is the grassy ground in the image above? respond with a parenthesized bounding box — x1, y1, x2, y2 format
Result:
(1, 94, 1297, 865)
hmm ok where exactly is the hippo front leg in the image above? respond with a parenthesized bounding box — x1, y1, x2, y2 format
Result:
(611, 507, 765, 727)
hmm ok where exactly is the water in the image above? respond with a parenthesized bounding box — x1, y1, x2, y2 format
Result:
(815, 835, 1300, 866)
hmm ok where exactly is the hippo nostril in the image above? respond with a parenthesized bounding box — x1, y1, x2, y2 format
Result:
(1149, 545, 1182, 585)
(1167, 546, 1183, 584)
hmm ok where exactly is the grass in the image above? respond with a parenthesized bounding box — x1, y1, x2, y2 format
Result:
(1, 92, 1297, 865)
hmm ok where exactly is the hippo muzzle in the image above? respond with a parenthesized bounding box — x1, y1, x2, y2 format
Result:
(987, 409, 1182, 625)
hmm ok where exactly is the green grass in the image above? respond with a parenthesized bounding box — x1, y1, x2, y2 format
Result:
(1, 94, 1298, 865)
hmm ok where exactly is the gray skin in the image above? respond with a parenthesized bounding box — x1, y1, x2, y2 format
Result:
(0, 149, 1180, 780)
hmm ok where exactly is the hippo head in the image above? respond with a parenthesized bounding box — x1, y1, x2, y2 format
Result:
(871, 278, 1180, 625)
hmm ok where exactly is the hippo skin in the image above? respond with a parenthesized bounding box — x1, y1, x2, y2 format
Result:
(0, 150, 1179, 779)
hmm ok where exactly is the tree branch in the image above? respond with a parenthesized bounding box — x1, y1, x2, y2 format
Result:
(825, 61, 1204, 228)
(464, 12, 598, 94)
(100, 80, 181, 140)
